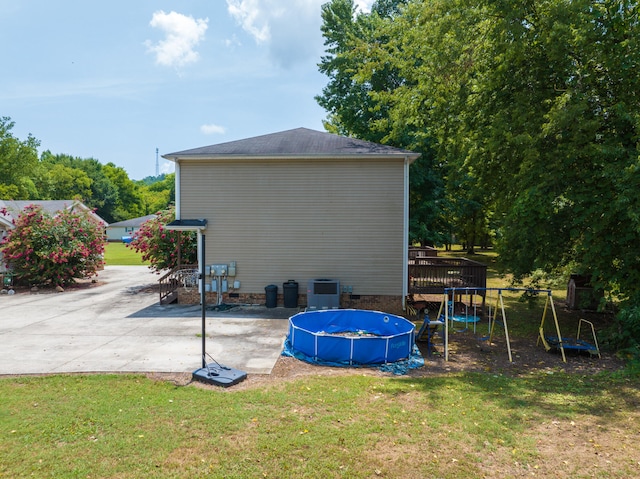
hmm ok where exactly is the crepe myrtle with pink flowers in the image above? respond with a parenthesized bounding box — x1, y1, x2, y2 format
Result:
(0, 205, 105, 287)
(126, 206, 197, 273)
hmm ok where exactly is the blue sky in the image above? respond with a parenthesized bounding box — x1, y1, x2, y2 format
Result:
(1, 0, 373, 180)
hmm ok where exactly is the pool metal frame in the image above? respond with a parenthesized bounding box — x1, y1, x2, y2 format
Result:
(288, 309, 416, 365)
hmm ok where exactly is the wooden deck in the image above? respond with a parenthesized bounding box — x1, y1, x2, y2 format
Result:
(408, 257, 487, 297)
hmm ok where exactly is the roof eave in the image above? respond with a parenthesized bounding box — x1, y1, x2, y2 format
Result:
(165, 219, 208, 231)
(0, 215, 14, 229)
(163, 153, 421, 163)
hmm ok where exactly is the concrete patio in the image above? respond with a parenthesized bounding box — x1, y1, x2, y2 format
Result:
(0, 266, 292, 375)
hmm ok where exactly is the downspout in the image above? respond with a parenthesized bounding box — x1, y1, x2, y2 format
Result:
(175, 161, 181, 219)
(403, 156, 409, 310)
(197, 229, 203, 305)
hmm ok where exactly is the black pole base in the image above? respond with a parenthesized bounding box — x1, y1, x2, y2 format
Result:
(192, 363, 247, 388)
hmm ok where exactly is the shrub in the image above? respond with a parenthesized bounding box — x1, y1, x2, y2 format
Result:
(126, 206, 196, 272)
(0, 205, 105, 286)
(603, 303, 640, 365)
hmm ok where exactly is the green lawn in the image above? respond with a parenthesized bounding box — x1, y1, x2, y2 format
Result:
(3, 247, 637, 477)
(1, 372, 639, 478)
(103, 242, 149, 266)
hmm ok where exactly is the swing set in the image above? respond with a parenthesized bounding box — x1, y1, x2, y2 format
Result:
(416, 287, 600, 362)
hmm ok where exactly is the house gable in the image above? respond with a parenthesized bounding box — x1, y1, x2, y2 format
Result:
(164, 128, 419, 313)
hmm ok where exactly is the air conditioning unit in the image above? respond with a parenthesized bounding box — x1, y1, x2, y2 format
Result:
(307, 279, 340, 309)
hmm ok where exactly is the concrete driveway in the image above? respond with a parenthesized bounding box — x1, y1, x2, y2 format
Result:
(0, 266, 291, 375)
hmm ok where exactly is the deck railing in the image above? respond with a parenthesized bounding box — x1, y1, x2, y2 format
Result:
(408, 257, 487, 296)
(158, 264, 198, 304)
(408, 246, 438, 259)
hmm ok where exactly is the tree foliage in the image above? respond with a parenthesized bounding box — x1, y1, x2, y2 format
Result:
(317, 0, 448, 246)
(317, 0, 640, 347)
(0, 205, 105, 286)
(103, 162, 145, 222)
(39, 152, 122, 223)
(0, 117, 40, 199)
(137, 173, 175, 216)
(36, 163, 93, 201)
(127, 206, 197, 273)
(438, 0, 640, 302)
(0, 118, 175, 224)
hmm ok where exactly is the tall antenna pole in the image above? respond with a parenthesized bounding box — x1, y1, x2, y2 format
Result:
(155, 147, 159, 177)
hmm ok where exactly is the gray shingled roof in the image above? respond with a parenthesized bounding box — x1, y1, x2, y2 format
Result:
(0, 200, 107, 226)
(163, 127, 420, 161)
(107, 214, 157, 228)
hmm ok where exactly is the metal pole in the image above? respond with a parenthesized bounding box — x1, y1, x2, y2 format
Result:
(201, 233, 206, 368)
(548, 294, 566, 363)
(444, 291, 449, 361)
(498, 290, 513, 362)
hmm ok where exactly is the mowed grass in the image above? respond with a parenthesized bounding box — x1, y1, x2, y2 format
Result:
(103, 241, 148, 266)
(1, 373, 639, 478)
(3, 246, 637, 477)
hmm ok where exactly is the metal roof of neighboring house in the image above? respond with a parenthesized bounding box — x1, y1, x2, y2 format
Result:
(0, 200, 107, 227)
(163, 127, 420, 162)
(107, 214, 157, 228)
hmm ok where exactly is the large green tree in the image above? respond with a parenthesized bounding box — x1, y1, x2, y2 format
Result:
(103, 162, 145, 222)
(35, 163, 93, 201)
(0, 117, 40, 199)
(458, 1, 640, 354)
(317, 0, 449, 246)
(39, 153, 157, 223)
(137, 173, 175, 215)
(317, 0, 640, 350)
(451, 0, 640, 298)
(322, 0, 640, 284)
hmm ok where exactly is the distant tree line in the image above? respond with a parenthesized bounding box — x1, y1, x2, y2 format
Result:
(0, 116, 174, 223)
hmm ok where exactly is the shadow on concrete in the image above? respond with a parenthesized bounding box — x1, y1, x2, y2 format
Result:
(127, 303, 301, 320)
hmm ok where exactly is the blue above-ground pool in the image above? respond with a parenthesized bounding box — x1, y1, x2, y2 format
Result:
(287, 309, 416, 365)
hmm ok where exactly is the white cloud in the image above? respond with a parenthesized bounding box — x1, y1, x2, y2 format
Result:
(160, 161, 175, 175)
(146, 10, 208, 68)
(200, 123, 227, 135)
(226, 0, 271, 43)
(225, 34, 242, 48)
(225, 0, 324, 68)
(354, 0, 374, 13)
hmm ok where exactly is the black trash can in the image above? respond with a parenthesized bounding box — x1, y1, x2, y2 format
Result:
(283, 280, 298, 308)
(265, 284, 277, 308)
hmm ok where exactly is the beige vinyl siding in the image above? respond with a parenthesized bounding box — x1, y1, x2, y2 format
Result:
(179, 157, 405, 296)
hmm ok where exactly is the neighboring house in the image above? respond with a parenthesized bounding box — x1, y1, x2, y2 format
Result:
(0, 200, 107, 273)
(106, 214, 157, 242)
(0, 214, 12, 273)
(163, 127, 420, 314)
